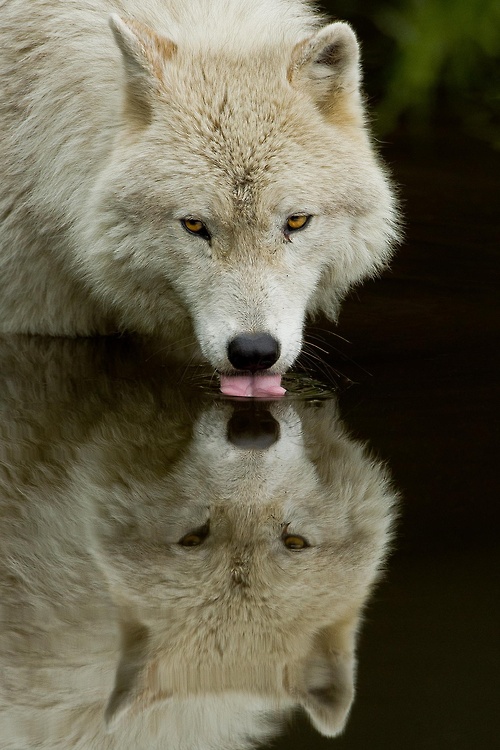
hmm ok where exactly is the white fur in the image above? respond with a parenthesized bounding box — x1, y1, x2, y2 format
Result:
(0, 0, 399, 372)
(0, 337, 397, 747)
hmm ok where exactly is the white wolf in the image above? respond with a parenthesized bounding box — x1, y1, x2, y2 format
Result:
(0, 337, 397, 747)
(0, 0, 399, 394)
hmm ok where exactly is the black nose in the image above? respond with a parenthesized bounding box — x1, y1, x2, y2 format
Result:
(227, 333, 280, 372)
(227, 406, 280, 450)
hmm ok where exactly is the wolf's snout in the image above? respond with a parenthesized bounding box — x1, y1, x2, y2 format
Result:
(227, 333, 280, 372)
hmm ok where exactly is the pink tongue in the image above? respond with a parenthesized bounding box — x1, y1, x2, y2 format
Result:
(220, 373, 286, 398)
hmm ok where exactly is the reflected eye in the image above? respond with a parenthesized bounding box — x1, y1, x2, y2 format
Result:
(181, 218, 211, 241)
(178, 523, 210, 547)
(286, 214, 311, 232)
(282, 534, 309, 550)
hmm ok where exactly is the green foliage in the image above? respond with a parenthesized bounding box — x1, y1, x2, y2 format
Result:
(373, 0, 500, 145)
(320, 0, 500, 146)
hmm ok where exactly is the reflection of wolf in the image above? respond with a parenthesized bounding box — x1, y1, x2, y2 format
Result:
(0, 0, 399, 394)
(0, 338, 397, 747)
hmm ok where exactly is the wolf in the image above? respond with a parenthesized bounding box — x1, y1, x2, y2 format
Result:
(0, 0, 399, 395)
(0, 337, 397, 747)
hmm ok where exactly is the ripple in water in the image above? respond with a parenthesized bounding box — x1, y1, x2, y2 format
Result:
(188, 370, 341, 401)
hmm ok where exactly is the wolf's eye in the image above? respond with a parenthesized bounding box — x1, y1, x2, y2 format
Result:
(179, 523, 210, 547)
(286, 214, 311, 232)
(181, 218, 211, 241)
(282, 534, 309, 550)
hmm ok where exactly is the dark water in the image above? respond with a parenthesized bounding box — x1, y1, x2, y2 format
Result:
(1, 131, 498, 749)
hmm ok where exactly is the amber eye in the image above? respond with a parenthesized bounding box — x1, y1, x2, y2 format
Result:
(282, 534, 309, 550)
(178, 523, 210, 547)
(286, 214, 311, 232)
(181, 218, 211, 241)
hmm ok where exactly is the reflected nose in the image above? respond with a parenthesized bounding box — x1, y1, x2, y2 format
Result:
(227, 406, 280, 449)
(227, 333, 280, 372)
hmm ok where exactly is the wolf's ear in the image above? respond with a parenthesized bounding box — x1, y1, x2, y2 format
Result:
(289, 22, 363, 127)
(105, 620, 171, 732)
(284, 617, 358, 737)
(109, 15, 177, 126)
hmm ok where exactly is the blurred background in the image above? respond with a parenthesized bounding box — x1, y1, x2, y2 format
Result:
(320, 0, 499, 148)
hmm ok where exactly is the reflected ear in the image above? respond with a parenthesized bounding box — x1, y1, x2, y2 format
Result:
(288, 22, 363, 127)
(285, 617, 358, 737)
(105, 621, 171, 731)
(109, 14, 177, 126)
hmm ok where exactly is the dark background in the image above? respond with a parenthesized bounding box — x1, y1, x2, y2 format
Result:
(275, 1, 499, 748)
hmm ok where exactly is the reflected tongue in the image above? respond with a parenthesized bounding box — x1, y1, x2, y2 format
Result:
(220, 373, 286, 398)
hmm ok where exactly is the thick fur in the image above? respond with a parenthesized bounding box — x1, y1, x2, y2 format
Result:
(0, 337, 397, 747)
(0, 0, 399, 372)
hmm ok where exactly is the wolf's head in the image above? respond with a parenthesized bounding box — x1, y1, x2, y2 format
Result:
(82, 9, 399, 390)
(76, 398, 396, 738)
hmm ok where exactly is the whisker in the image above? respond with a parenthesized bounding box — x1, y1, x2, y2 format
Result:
(297, 346, 346, 385)
(306, 325, 353, 345)
(301, 340, 330, 355)
(303, 330, 373, 379)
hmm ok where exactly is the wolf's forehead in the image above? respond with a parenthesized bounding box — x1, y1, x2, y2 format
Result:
(165, 110, 315, 221)
(166, 59, 306, 176)
(196, 104, 291, 181)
